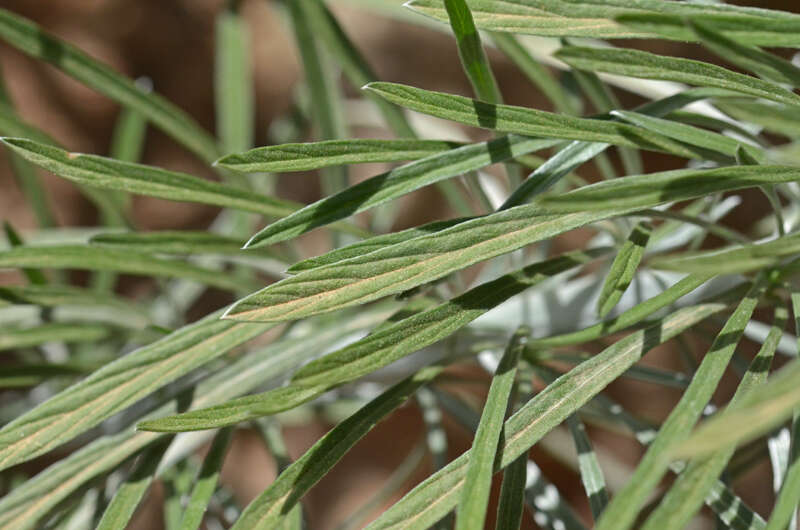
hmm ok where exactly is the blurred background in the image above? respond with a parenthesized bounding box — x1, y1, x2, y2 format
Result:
(1, 1, 799, 528)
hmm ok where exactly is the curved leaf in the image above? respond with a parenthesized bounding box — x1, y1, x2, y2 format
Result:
(0, 8, 219, 162)
(366, 303, 726, 529)
(0, 308, 272, 472)
(245, 135, 559, 248)
(216, 138, 461, 173)
(365, 82, 707, 159)
(555, 46, 800, 108)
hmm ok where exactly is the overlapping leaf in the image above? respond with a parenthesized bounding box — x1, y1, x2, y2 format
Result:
(407, 0, 800, 44)
(365, 82, 708, 159)
(226, 164, 800, 323)
(140, 249, 604, 432)
(0, 245, 257, 292)
(245, 135, 559, 248)
(0, 308, 273, 472)
(595, 278, 767, 530)
(216, 139, 460, 173)
(555, 46, 800, 108)
(366, 303, 726, 529)
(0, 8, 219, 161)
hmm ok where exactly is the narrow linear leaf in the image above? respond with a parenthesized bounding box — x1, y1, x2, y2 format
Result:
(226, 162, 799, 324)
(366, 303, 726, 529)
(0, 363, 89, 389)
(555, 46, 800, 109)
(216, 139, 460, 173)
(0, 323, 110, 351)
(406, 0, 648, 40)
(652, 231, 800, 276)
(434, 385, 586, 530)
(597, 221, 652, 318)
(687, 19, 800, 87)
(611, 110, 765, 163)
(456, 329, 527, 530)
(501, 141, 607, 210)
(491, 31, 575, 114)
(289, 0, 348, 198)
(140, 249, 605, 432)
(530, 273, 715, 347)
(566, 415, 608, 521)
(96, 438, 172, 530)
(109, 80, 149, 163)
(716, 100, 800, 139)
(595, 277, 767, 530)
(215, 3, 254, 155)
(0, 137, 293, 219)
(641, 304, 787, 530)
(616, 12, 800, 48)
(0, 307, 389, 529)
(0, 8, 219, 162)
(547, 352, 691, 389)
(230, 366, 442, 530)
(675, 292, 800, 462)
(300, 0, 415, 137)
(0, 308, 272, 472)
(409, 0, 800, 44)
(179, 427, 234, 530)
(365, 82, 709, 159)
(540, 366, 767, 530)
(287, 218, 470, 273)
(90, 231, 278, 258)
(0, 245, 258, 292)
(0, 284, 146, 316)
(3, 221, 47, 285)
(673, 356, 800, 460)
(765, 293, 800, 530)
(495, 426, 527, 528)
(538, 165, 800, 213)
(667, 109, 764, 145)
(245, 135, 559, 248)
(444, 0, 501, 104)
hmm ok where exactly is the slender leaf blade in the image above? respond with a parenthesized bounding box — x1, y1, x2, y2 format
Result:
(230, 367, 442, 529)
(652, 232, 800, 276)
(90, 231, 277, 258)
(0, 323, 110, 351)
(244, 135, 559, 248)
(538, 165, 800, 213)
(641, 304, 787, 530)
(96, 439, 171, 530)
(456, 329, 526, 530)
(595, 277, 767, 530)
(366, 303, 726, 529)
(0, 308, 272, 471)
(0, 8, 219, 162)
(365, 82, 709, 159)
(597, 221, 652, 318)
(555, 46, 800, 108)
(0, 245, 258, 292)
(443, 0, 501, 104)
(140, 249, 605, 432)
(0, 137, 295, 218)
(216, 139, 460, 173)
(179, 427, 234, 530)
